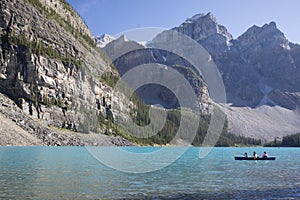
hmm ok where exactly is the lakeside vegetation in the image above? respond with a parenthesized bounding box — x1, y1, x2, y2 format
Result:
(264, 133, 300, 147)
(103, 93, 262, 147)
(94, 69, 263, 147)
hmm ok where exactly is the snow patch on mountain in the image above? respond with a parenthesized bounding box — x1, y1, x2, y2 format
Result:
(95, 34, 115, 48)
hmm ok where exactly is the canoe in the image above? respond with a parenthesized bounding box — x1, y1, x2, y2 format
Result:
(234, 156, 276, 160)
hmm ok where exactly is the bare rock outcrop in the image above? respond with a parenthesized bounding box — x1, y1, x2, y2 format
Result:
(0, 92, 134, 146)
(0, 0, 123, 134)
(172, 13, 300, 110)
(102, 35, 212, 112)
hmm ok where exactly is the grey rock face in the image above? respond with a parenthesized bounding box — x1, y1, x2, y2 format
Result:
(0, 0, 125, 135)
(173, 13, 300, 110)
(104, 36, 211, 112)
(39, 0, 94, 40)
(175, 13, 233, 55)
(103, 12, 300, 111)
(236, 22, 300, 109)
(0, 93, 134, 146)
(105, 13, 300, 109)
(103, 35, 145, 62)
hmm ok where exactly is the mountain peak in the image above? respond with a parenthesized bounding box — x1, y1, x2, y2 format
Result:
(96, 34, 115, 48)
(175, 12, 232, 53)
(238, 21, 287, 47)
(185, 12, 216, 24)
(117, 34, 129, 42)
(266, 21, 277, 29)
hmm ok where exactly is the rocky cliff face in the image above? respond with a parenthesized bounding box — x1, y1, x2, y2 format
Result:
(0, 0, 123, 134)
(103, 12, 300, 111)
(102, 35, 211, 112)
(169, 12, 300, 140)
(103, 13, 300, 113)
(236, 23, 300, 109)
(172, 13, 300, 109)
(39, 0, 93, 40)
(174, 13, 233, 55)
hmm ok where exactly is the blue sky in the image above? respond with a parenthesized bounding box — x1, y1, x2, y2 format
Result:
(66, 0, 300, 43)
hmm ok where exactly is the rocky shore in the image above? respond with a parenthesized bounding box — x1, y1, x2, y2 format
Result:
(0, 93, 135, 146)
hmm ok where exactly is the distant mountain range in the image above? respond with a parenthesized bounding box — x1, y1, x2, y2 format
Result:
(99, 12, 300, 110)
(98, 12, 300, 141)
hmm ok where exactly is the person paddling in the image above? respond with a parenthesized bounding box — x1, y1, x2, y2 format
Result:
(253, 151, 258, 159)
(262, 151, 268, 158)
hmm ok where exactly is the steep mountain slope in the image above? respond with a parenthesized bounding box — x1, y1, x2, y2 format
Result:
(0, 93, 134, 146)
(100, 12, 300, 141)
(0, 0, 133, 145)
(170, 13, 300, 140)
(236, 23, 300, 109)
(102, 34, 212, 112)
(172, 13, 300, 109)
(102, 13, 300, 111)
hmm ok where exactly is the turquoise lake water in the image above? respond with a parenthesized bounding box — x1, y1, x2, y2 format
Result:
(0, 147, 299, 199)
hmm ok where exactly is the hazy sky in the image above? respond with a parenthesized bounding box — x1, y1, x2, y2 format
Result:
(66, 0, 300, 43)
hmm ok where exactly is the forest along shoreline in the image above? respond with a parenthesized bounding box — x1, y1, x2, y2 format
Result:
(2, 92, 297, 147)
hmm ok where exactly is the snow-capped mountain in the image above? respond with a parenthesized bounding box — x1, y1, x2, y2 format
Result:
(95, 34, 115, 48)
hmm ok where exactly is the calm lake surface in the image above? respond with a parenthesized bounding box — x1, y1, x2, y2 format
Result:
(0, 147, 299, 199)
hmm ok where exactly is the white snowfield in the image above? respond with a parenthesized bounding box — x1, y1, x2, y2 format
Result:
(219, 103, 300, 142)
(96, 34, 115, 48)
